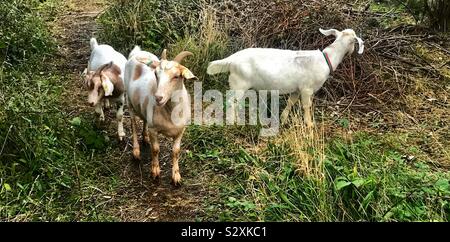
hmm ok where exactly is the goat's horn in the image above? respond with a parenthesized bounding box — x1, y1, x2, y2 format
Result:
(173, 51, 193, 63)
(161, 49, 167, 60)
(98, 61, 113, 73)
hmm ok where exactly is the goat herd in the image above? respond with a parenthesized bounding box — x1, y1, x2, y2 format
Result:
(83, 28, 364, 185)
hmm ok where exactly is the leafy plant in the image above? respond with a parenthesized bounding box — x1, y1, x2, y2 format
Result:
(0, 0, 55, 67)
(70, 117, 108, 151)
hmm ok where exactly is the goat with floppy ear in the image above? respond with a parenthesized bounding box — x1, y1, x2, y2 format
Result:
(319, 28, 364, 55)
(84, 38, 127, 140)
(207, 28, 364, 127)
(124, 47, 197, 185)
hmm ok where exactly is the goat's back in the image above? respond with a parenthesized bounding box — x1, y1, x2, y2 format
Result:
(89, 44, 127, 76)
(124, 55, 159, 120)
(213, 48, 330, 94)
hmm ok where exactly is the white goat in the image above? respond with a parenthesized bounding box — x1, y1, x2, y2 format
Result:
(207, 28, 364, 127)
(84, 38, 127, 140)
(124, 47, 197, 185)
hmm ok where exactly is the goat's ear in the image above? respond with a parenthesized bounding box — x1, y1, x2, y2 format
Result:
(161, 49, 167, 60)
(97, 61, 113, 75)
(82, 68, 88, 76)
(319, 28, 340, 37)
(356, 37, 364, 54)
(181, 67, 198, 81)
(101, 76, 114, 96)
(84, 71, 95, 87)
(85, 71, 95, 79)
(150, 60, 160, 69)
(136, 57, 159, 68)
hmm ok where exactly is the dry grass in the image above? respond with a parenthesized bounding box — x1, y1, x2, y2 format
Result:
(273, 110, 326, 179)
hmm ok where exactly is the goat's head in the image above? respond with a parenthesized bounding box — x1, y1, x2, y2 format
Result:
(84, 61, 117, 107)
(319, 28, 364, 55)
(151, 49, 197, 106)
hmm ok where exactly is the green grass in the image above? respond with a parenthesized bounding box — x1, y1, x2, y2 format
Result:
(0, 68, 122, 220)
(198, 131, 450, 221)
(0, 0, 123, 221)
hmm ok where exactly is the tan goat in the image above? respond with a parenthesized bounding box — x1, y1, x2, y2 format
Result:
(124, 47, 197, 185)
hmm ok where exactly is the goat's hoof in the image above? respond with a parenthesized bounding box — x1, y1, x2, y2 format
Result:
(151, 165, 161, 179)
(118, 133, 125, 141)
(104, 100, 111, 109)
(133, 148, 141, 160)
(172, 172, 181, 186)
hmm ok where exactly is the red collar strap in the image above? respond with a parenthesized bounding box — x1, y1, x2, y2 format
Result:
(322, 52, 333, 73)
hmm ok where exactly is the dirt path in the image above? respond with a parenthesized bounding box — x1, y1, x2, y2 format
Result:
(51, 0, 211, 221)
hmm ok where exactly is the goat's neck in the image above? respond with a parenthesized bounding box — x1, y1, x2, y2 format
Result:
(323, 42, 348, 72)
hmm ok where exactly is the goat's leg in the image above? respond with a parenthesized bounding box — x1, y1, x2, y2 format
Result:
(301, 89, 314, 128)
(95, 102, 105, 122)
(227, 75, 251, 125)
(104, 99, 111, 109)
(142, 120, 150, 144)
(149, 130, 160, 179)
(130, 110, 141, 160)
(281, 92, 300, 124)
(171, 129, 185, 185)
(228, 90, 248, 125)
(116, 97, 125, 141)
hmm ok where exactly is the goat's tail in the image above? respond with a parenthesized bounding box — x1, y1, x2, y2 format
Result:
(207, 59, 232, 75)
(90, 38, 98, 50)
(128, 46, 142, 59)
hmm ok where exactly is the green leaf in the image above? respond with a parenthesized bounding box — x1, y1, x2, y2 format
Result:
(338, 118, 350, 128)
(360, 191, 374, 211)
(336, 180, 352, 190)
(70, 117, 81, 126)
(279, 192, 297, 209)
(352, 178, 366, 188)
(3, 183, 12, 191)
(435, 178, 449, 192)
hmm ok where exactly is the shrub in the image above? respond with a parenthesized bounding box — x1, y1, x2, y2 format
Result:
(390, 0, 449, 31)
(0, 0, 55, 67)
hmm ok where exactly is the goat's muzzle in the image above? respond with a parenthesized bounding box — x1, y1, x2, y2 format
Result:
(155, 95, 164, 106)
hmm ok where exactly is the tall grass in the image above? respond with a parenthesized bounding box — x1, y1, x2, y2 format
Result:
(207, 121, 450, 221)
(0, 0, 121, 221)
(98, 0, 202, 53)
(167, 6, 232, 91)
(0, 0, 55, 67)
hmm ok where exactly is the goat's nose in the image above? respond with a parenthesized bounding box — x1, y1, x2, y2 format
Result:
(155, 96, 163, 103)
(88, 102, 95, 107)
